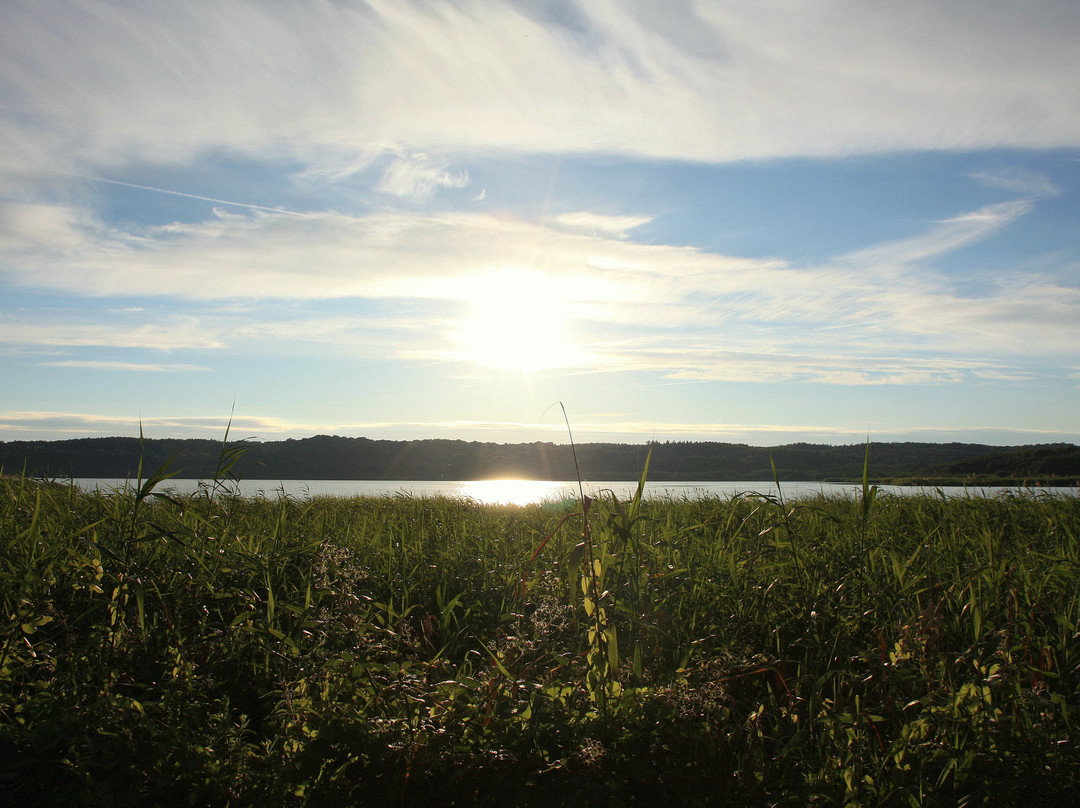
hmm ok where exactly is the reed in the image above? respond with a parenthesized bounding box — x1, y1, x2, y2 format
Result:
(2, 458, 1078, 805)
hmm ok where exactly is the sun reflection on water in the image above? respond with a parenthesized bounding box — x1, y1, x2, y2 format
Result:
(458, 479, 577, 506)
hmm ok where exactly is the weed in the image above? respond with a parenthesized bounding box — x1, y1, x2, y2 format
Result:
(1, 448, 1078, 805)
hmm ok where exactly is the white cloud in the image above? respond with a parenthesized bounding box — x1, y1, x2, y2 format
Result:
(0, 411, 297, 439)
(837, 200, 1035, 269)
(0, 202, 96, 255)
(37, 360, 211, 372)
(0, 201, 689, 303)
(0, 315, 224, 350)
(548, 212, 652, 238)
(1, 189, 1076, 384)
(970, 168, 1062, 197)
(2, 0, 1079, 181)
(377, 153, 469, 201)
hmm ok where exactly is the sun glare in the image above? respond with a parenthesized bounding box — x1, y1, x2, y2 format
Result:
(459, 479, 573, 506)
(456, 268, 586, 371)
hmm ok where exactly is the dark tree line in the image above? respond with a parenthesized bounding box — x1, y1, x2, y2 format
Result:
(2, 436, 1078, 482)
(920, 443, 1080, 481)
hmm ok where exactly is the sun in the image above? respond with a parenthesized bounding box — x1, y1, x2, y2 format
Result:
(456, 268, 585, 372)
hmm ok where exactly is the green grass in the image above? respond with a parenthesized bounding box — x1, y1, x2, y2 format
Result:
(2, 472, 1079, 806)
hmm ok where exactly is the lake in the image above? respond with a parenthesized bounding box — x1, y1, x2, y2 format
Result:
(70, 478, 1079, 506)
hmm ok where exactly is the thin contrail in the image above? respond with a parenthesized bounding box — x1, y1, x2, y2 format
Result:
(54, 170, 309, 217)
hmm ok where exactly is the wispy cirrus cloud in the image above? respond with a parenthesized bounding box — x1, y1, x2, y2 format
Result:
(0, 411, 295, 439)
(0, 315, 224, 350)
(377, 153, 470, 201)
(970, 168, 1062, 198)
(37, 360, 211, 372)
(2, 0, 1080, 183)
(1, 191, 1075, 384)
(836, 200, 1036, 269)
(547, 212, 653, 238)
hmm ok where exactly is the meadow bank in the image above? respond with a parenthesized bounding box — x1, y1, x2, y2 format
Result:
(2, 475, 1078, 806)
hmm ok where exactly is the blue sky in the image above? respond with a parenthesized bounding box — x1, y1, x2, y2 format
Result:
(2, 0, 1079, 446)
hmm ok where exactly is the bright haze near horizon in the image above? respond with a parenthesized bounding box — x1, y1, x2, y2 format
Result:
(1, 1, 1078, 447)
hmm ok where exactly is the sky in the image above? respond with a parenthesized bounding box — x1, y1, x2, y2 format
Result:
(1, 0, 1079, 448)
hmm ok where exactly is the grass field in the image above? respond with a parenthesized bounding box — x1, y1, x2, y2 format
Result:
(2, 468, 1078, 806)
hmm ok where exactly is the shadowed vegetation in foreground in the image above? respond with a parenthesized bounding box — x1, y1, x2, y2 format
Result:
(2, 473, 1079, 806)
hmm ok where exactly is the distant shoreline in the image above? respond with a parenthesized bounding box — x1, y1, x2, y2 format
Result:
(3, 435, 1079, 487)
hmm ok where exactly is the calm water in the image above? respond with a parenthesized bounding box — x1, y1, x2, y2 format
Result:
(71, 478, 1079, 507)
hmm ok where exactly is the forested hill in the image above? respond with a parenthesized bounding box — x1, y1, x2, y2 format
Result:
(3, 436, 1079, 483)
(918, 444, 1080, 482)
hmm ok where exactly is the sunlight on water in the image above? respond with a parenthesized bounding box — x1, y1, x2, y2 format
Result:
(458, 479, 577, 506)
(72, 478, 1080, 504)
